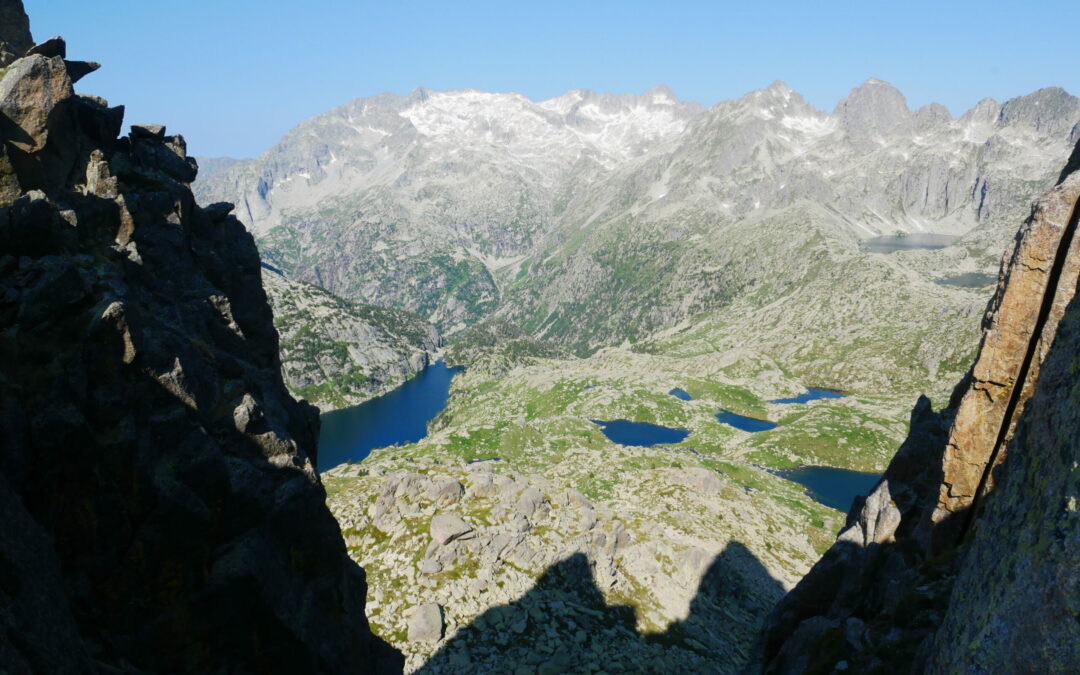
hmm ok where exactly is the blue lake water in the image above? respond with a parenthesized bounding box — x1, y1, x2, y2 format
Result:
(861, 233, 958, 254)
(936, 272, 996, 288)
(317, 360, 462, 471)
(669, 388, 693, 401)
(591, 419, 690, 446)
(716, 410, 777, 432)
(770, 388, 845, 404)
(773, 466, 881, 512)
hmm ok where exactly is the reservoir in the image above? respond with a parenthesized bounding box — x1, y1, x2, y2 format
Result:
(592, 419, 690, 446)
(773, 466, 881, 512)
(669, 387, 693, 401)
(936, 272, 996, 288)
(770, 388, 844, 404)
(861, 233, 958, 254)
(716, 410, 777, 432)
(317, 360, 461, 471)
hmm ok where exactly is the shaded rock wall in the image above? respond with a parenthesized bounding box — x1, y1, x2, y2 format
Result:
(759, 138, 1080, 672)
(0, 2, 393, 672)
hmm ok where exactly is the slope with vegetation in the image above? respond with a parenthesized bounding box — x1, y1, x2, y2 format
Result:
(265, 267, 441, 411)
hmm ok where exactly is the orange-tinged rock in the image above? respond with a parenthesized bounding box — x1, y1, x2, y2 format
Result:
(0, 54, 73, 153)
(932, 169, 1080, 528)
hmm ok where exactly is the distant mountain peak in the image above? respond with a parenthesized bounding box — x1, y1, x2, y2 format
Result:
(643, 84, 679, 104)
(407, 86, 432, 103)
(998, 86, 1080, 136)
(835, 77, 911, 138)
(766, 80, 793, 94)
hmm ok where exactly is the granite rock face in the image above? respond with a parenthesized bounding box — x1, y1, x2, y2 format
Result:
(0, 2, 393, 672)
(928, 164, 1080, 545)
(925, 263, 1080, 670)
(759, 139, 1080, 672)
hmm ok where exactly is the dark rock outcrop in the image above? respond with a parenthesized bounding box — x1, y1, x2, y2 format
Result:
(759, 138, 1080, 672)
(0, 0, 31, 66)
(0, 2, 394, 672)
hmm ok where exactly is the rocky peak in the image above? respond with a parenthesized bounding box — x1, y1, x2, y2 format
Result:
(960, 96, 1001, 125)
(997, 86, 1080, 136)
(0, 1, 395, 671)
(763, 79, 794, 100)
(641, 83, 680, 106)
(913, 102, 951, 130)
(834, 77, 911, 138)
(0, 0, 31, 66)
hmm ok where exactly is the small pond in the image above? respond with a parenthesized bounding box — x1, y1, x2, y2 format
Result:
(716, 410, 777, 432)
(769, 388, 844, 404)
(936, 272, 996, 288)
(317, 360, 461, 471)
(773, 466, 881, 512)
(669, 387, 693, 401)
(861, 233, 958, 254)
(591, 419, 690, 446)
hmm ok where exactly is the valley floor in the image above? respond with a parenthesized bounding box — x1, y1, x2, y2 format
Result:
(323, 346, 925, 672)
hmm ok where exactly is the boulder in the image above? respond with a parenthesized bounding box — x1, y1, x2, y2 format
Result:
(63, 60, 99, 84)
(515, 486, 546, 517)
(408, 603, 444, 643)
(130, 122, 166, 139)
(203, 201, 235, 221)
(25, 35, 64, 58)
(431, 513, 473, 545)
(428, 477, 465, 507)
(0, 54, 74, 153)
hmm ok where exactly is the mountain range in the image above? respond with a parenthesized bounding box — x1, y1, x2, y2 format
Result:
(4, 0, 1080, 669)
(195, 80, 1080, 398)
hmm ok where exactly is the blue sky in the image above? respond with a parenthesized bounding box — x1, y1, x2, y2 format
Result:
(24, 0, 1080, 159)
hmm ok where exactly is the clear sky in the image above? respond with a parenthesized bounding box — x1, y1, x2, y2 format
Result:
(23, 0, 1080, 159)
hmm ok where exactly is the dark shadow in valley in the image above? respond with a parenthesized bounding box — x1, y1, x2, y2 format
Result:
(417, 543, 784, 673)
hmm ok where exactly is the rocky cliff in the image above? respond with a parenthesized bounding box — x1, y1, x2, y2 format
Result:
(264, 268, 442, 411)
(0, 3, 394, 672)
(759, 139, 1080, 672)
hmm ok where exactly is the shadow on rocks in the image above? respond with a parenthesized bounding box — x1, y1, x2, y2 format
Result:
(416, 542, 784, 674)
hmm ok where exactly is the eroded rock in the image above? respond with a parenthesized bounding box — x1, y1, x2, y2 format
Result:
(431, 514, 473, 545)
(408, 603, 444, 643)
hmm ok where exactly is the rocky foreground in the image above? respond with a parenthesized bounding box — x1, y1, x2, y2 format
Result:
(0, 3, 390, 671)
(322, 345, 871, 673)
